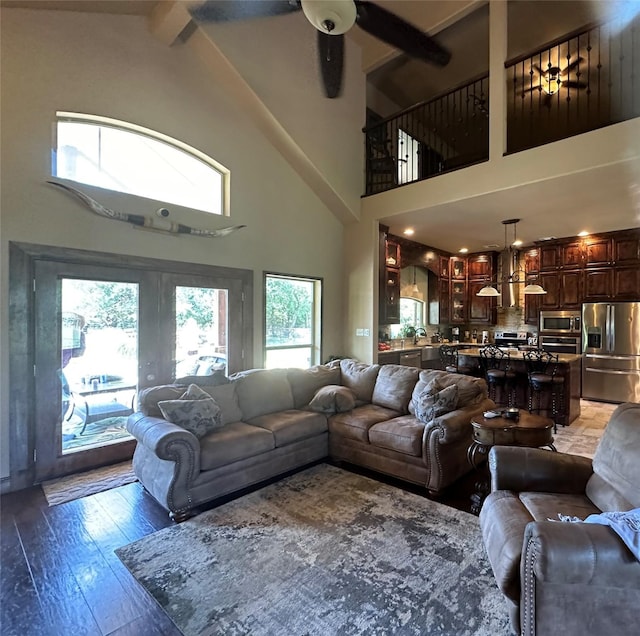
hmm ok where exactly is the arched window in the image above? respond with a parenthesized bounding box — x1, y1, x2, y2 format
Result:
(53, 112, 229, 215)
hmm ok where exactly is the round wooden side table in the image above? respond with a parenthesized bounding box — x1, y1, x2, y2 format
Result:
(468, 410, 556, 514)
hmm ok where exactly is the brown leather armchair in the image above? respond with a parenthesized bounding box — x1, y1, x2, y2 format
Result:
(479, 402, 640, 635)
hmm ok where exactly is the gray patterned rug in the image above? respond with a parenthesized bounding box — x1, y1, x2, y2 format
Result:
(116, 464, 511, 636)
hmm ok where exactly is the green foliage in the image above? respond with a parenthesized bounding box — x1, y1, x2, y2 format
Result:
(266, 277, 312, 340)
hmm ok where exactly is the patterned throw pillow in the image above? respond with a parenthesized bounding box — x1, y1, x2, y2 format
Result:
(414, 379, 459, 424)
(158, 384, 223, 438)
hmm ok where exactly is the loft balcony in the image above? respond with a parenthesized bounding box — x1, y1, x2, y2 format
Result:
(364, 16, 639, 197)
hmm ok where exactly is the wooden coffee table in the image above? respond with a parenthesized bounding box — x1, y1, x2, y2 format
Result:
(468, 410, 556, 514)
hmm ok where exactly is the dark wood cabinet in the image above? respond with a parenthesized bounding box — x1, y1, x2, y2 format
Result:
(559, 270, 582, 308)
(585, 237, 612, 267)
(450, 279, 466, 323)
(524, 275, 542, 325)
(583, 268, 613, 300)
(561, 242, 583, 268)
(439, 256, 450, 279)
(468, 253, 493, 279)
(379, 233, 401, 324)
(450, 257, 466, 280)
(468, 280, 495, 323)
(613, 267, 640, 299)
(382, 267, 400, 323)
(613, 234, 640, 264)
(539, 245, 560, 271)
(524, 247, 540, 274)
(539, 272, 560, 309)
(439, 278, 450, 324)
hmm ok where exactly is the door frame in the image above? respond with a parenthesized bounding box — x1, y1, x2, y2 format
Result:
(8, 242, 253, 487)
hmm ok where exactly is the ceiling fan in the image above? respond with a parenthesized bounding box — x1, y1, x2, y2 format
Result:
(521, 56, 588, 106)
(189, 0, 451, 98)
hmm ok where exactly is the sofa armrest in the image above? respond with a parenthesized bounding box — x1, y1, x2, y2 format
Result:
(425, 398, 495, 445)
(521, 521, 640, 635)
(489, 446, 593, 494)
(127, 412, 201, 475)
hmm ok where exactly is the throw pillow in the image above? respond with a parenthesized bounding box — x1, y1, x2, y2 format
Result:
(158, 384, 223, 438)
(414, 380, 459, 424)
(308, 385, 356, 414)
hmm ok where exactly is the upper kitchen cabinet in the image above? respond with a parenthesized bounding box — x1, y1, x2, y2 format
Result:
(379, 229, 401, 324)
(523, 247, 540, 274)
(560, 241, 583, 268)
(539, 245, 560, 271)
(584, 237, 613, 267)
(450, 257, 466, 280)
(467, 252, 497, 324)
(468, 252, 494, 279)
(613, 233, 640, 264)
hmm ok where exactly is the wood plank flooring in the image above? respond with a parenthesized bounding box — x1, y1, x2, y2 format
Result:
(0, 463, 478, 636)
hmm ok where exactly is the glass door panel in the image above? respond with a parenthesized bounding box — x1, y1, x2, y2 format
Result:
(60, 278, 138, 454)
(175, 286, 228, 378)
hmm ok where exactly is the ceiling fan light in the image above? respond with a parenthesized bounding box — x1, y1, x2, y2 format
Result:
(301, 0, 357, 35)
(523, 283, 547, 295)
(477, 285, 500, 297)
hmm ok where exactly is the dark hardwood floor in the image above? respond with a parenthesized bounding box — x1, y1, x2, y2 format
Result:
(0, 461, 480, 636)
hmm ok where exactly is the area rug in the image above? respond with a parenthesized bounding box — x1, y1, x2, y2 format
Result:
(42, 460, 137, 506)
(116, 464, 511, 636)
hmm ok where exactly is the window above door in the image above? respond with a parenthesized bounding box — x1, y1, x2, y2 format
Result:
(53, 112, 229, 215)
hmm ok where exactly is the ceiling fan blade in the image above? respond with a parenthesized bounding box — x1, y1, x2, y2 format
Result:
(317, 31, 344, 98)
(561, 56, 585, 75)
(562, 80, 588, 89)
(354, 1, 450, 66)
(190, 0, 301, 23)
(531, 63, 547, 78)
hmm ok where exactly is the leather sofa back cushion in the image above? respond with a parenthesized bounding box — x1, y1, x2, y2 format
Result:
(339, 359, 380, 403)
(409, 369, 487, 415)
(586, 402, 640, 510)
(231, 368, 294, 421)
(371, 364, 420, 413)
(287, 365, 341, 408)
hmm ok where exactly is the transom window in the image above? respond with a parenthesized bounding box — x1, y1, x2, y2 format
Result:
(53, 112, 229, 215)
(264, 273, 322, 369)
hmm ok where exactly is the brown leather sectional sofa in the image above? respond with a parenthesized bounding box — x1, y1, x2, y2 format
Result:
(127, 359, 494, 520)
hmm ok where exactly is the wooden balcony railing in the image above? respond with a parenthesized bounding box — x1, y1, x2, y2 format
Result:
(363, 73, 489, 196)
(506, 17, 640, 153)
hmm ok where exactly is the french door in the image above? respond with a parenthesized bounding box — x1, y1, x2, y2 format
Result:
(32, 258, 249, 481)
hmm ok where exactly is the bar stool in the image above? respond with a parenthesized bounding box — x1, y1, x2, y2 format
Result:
(479, 345, 517, 406)
(522, 350, 565, 432)
(439, 344, 475, 375)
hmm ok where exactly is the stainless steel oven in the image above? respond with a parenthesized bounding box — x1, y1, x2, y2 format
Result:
(539, 335, 581, 355)
(539, 310, 581, 334)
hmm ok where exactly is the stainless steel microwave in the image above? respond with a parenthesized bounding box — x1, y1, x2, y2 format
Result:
(539, 310, 581, 334)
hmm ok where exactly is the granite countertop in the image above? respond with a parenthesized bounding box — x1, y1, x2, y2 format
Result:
(456, 347, 582, 364)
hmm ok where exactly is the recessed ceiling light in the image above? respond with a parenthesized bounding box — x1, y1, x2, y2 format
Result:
(578, 230, 589, 237)
(483, 243, 501, 249)
(512, 239, 523, 247)
(459, 247, 468, 253)
(403, 228, 415, 236)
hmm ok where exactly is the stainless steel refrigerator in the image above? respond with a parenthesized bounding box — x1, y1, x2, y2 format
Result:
(582, 302, 640, 403)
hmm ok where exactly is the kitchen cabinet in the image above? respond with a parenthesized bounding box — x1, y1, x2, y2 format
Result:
(468, 253, 493, 279)
(585, 237, 612, 267)
(450, 257, 466, 280)
(468, 280, 495, 323)
(524, 275, 542, 325)
(450, 279, 467, 323)
(379, 232, 401, 324)
(561, 242, 583, 268)
(524, 247, 540, 274)
(613, 267, 640, 299)
(439, 278, 450, 323)
(539, 245, 560, 271)
(585, 267, 640, 300)
(439, 256, 450, 279)
(613, 234, 640, 264)
(583, 268, 612, 300)
(539, 272, 560, 309)
(559, 270, 582, 308)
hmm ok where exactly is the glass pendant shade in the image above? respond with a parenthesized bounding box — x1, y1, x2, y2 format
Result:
(476, 285, 500, 297)
(301, 0, 357, 34)
(523, 283, 547, 295)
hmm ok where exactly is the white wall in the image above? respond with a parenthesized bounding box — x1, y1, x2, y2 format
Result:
(0, 8, 364, 483)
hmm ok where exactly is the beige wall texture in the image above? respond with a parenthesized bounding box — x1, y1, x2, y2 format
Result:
(0, 8, 365, 482)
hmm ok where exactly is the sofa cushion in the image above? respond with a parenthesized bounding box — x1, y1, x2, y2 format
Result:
(586, 402, 640, 511)
(368, 415, 424, 456)
(339, 359, 380, 403)
(371, 364, 420, 413)
(287, 365, 341, 408)
(230, 368, 294, 421)
(199, 422, 275, 471)
(247, 409, 328, 447)
(157, 384, 222, 438)
(328, 404, 400, 443)
(137, 384, 184, 417)
(409, 369, 487, 415)
(308, 385, 356, 414)
(207, 383, 243, 426)
(414, 380, 459, 423)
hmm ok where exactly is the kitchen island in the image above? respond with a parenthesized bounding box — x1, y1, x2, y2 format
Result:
(456, 348, 582, 426)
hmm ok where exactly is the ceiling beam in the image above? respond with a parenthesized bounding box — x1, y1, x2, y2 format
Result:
(148, 1, 193, 46)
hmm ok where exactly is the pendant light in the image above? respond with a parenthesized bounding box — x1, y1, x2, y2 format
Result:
(411, 266, 421, 299)
(476, 219, 547, 297)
